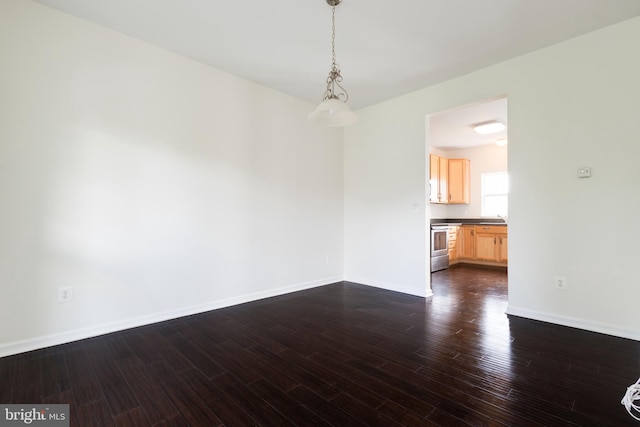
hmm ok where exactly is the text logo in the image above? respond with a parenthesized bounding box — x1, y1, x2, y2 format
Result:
(0, 405, 69, 427)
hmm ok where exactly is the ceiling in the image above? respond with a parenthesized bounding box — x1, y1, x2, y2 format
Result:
(34, 0, 640, 111)
(430, 97, 507, 149)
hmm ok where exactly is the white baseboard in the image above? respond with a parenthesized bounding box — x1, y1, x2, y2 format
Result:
(0, 276, 343, 358)
(345, 276, 432, 298)
(506, 305, 640, 341)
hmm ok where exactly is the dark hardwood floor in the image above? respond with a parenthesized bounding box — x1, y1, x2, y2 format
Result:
(1, 266, 639, 426)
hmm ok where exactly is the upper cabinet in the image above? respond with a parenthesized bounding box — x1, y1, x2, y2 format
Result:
(448, 158, 470, 204)
(429, 154, 470, 204)
(429, 154, 448, 203)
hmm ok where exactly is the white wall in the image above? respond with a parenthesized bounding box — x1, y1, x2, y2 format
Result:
(344, 99, 430, 297)
(431, 144, 508, 219)
(0, 0, 344, 356)
(345, 17, 640, 340)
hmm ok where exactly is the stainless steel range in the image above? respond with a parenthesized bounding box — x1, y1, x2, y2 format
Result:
(430, 224, 449, 272)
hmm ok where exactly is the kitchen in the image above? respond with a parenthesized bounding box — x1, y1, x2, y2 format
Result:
(429, 97, 508, 273)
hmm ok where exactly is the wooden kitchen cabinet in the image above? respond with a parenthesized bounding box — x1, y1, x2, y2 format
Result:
(429, 154, 448, 203)
(475, 232, 498, 261)
(458, 225, 507, 266)
(498, 233, 508, 263)
(459, 225, 475, 259)
(429, 154, 469, 204)
(447, 225, 460, 264)
(447, 159, 470, 204)
(474, 225, 508, 265)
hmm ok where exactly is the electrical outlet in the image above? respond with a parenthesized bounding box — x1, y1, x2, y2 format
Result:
(58, 286, 73, 303)
(554, 276, 568, 290)
(577, 167, 592, 178)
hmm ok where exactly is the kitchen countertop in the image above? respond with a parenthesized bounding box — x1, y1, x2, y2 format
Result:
(430, 218, 507, 226)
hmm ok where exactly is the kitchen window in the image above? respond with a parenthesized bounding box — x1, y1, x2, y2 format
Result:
(481, 171, 508, 217)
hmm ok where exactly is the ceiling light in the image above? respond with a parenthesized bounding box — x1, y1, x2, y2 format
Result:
(473, 121, 506, 135)
(496, 138, 508, 146)
(308, 0, 357, 127)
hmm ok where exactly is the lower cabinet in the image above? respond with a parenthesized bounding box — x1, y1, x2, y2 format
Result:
(448, 225, 460, 264)
(459, 226, 475, 259)
(499, 234, 508, 263)
(459, 225, 507, 266)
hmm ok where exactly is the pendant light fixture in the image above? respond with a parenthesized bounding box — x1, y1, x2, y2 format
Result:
(308, 0, 358, 127)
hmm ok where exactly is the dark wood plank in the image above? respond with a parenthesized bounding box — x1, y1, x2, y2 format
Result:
(287, 384, 368, 426)
(247, 379, 329, 426)
(10, 383, 41, 405)
(112, 407, 151, 427)
(271, 347, 387, 409)
(152, 414, 190, 427)
(211, 372, 295, 426)
(329, 392, 403, 427)
(177, 328, 262, 384)
(75, 399, 115, 427)
(218, 340, 299, 393)
(377, 400, 438, 426)
(115, 357, 178, 425)
(161, 329, 226, 379)
(0, 355, 16, 403)
(247, 345, 340, 400)
(13, 352, 41, 388)
(92, 360, 139, 417)
(42, 390, 78, 427)
(40, 348, 70, 397)
(181, 368, 257, 426)
(147, 362, 222, 427)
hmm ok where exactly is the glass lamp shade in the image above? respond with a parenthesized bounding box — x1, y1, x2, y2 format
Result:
(308, 98, 358, 127)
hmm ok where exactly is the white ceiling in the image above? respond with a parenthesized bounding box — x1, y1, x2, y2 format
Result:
(34, 0, 640, 111)
(430, 97, 508, 149)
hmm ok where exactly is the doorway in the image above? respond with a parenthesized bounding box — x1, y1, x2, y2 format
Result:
(427, 96, 508, 286)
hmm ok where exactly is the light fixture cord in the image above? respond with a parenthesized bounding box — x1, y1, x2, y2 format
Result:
(331, 5, 337, 70)
(322, 3, 349, 102)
